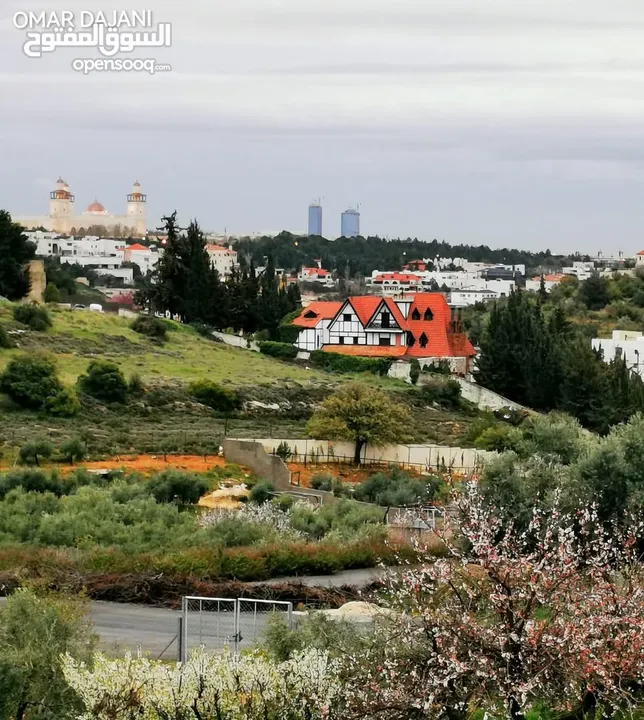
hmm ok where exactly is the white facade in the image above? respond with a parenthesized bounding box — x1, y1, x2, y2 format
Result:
(592, 330, 644, 378)
(327, 301, 405, 349)
(206, 244, 238, 279)
(367, 269, 514, 297)
(526, 276, 564, 293)
(449, 289, 500, 308)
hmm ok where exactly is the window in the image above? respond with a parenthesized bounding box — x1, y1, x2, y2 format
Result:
(343, 314, 352, 322)
(419, 332, 428, 349)
(353, 337, 358, 345)
(381, 311, 390, 328)
(339, 337, 345, 345)
(304, 310, 317, 319)
(407, 332, 415, 348)
(424, 308, 433, 321)
(411, 308, 421, 321)
(379, 336, 391, 346)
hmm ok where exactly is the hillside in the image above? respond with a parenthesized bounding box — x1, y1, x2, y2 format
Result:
(0, 305, 502, 457)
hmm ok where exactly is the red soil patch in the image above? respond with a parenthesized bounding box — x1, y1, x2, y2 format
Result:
(288, 462, 376, 488)
(79, 454, 227, 474)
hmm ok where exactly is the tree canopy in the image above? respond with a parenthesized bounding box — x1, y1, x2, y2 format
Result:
(306, 383, 410, 464)
(0, 210, 35, 300)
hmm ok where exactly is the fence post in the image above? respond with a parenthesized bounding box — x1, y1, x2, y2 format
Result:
(180, 597, 188, 663)
(177, 616, 184, 662)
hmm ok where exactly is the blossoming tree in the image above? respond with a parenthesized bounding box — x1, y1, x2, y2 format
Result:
(342, 488, 644, 720)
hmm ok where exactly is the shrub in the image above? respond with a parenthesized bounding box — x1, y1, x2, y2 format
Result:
(19, 438, 54, 466)
(310, 350, 392, 376)
(310, 473, 333, 492)
(45, 388, 80, 417)
(0, 326, 14, 349)
(419, 379, 462, 409)
(474, 425, 521, 453)
(0, 354, 63, 410)
(78, 360, 128, 403)
(0, 469, 64, 499)
(12, 303, 52, 331)
(278, 310, 302, 344)
(128, 373, 145, 396)
(409, 359, 421, 385)
(249, 481, 274, 505)
(59, 437, 87, 465)
(353, 467, 444, 507)
(188, 380, 241, 413)
(43, 282, 61, 303)
(147, 470, 210, 507)
(258, 341, 298, 360)
(274, 441, 292, 462)
(131, 315, 168, 340)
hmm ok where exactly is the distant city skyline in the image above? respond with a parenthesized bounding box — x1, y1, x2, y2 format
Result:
(3, 1, 644, 253)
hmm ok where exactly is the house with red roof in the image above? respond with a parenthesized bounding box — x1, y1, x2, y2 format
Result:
(292, 293, 476, 374)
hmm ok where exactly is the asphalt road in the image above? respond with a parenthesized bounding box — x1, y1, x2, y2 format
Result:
(0, 568, 384, 660)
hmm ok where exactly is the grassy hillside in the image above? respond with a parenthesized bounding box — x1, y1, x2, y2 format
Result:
(0, 304, 503, 457)
(0, 304, 326, 387)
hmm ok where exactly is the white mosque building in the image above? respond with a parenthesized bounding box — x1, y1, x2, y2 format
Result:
(15, 178, 147, 238)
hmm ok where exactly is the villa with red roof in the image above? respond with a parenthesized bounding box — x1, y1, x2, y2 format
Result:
(292, 293, 476, 374)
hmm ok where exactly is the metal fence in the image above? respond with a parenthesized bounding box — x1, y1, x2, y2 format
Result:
(180, 596, 293, 661)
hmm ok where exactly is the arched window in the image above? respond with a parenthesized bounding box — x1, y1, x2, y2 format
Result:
(424, 308, 433, 321)
(407, 332, 415, 347)
(411, 308, 421, 321)
(419, 332, 428, 349)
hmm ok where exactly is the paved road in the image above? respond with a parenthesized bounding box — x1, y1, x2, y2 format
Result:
(0, 568, 386, 659)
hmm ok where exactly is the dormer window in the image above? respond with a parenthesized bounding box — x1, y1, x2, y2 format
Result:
(407, 332, 415, 348)
(304, 310, 317, 319)
(424, 308, 433, 321)
(411, 308, 421, 321)
(419, 332, 428, 349)
(381, 311, 391, 328)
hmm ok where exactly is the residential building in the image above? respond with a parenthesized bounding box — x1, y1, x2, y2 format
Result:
(292, 293, 476, 374)
(298, 266, 333, 285)
(341, 208, 360, 238)
(205, 244, 238, 279)
(636, 251, 644, 268)
(308, 203, 323, 236)
(449, 289, 500, 308)
(15, 178, 147, 237)
(592, 330, 644, 378)
(525, 274, 565, 293)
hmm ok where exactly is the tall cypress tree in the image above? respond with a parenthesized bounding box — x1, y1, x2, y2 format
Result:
(258, 255, 281, 339)
(144, 212, 187, 318)
(183, 220, 214, 324)
(0, 211, 36, 300)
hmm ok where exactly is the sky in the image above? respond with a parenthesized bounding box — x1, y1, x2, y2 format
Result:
(1, 0, 644, 253)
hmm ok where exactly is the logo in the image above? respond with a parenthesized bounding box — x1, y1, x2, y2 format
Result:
(13, 10, 171, 59)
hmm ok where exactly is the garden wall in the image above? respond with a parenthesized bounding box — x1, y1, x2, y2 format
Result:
(454, 378, 529, 412)
(212, 331, 260, 352)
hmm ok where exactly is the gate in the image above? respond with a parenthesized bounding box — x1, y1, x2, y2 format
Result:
(180, 596, 293, 661)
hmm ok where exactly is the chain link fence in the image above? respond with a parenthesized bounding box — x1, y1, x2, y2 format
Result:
(180, 596, 293, 661)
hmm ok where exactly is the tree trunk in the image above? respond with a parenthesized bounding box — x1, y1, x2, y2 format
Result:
(507, 695, 525, 720)
(354, 439, 366, 465)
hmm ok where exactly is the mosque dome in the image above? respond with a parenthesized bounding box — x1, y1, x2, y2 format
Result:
(87, 201, 106, 213)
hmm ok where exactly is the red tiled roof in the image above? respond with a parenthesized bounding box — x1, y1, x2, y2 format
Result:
(292, 301, 343, 328)
(373, 272, 421, 283)
(321, 345, 407, 357)
(301, 267, 330, 276)
(206, 244, 235, 254)
(532, 274, 564, 282)
(127, 243, 149, 251)
(346, 296, 382, 326)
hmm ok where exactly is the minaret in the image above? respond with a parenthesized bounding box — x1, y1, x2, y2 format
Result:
(49, 177, 75, 233)
(126, 180, 147, 237)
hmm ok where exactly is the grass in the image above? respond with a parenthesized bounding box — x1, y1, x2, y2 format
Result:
(0, 305, 326, 386)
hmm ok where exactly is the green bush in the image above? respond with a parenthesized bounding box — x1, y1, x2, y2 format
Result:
(0, 326, 14, 349)
(274, 441, 292, 462)
(474, 425, 521, 453)
(258, 341, 298, 360)
(13, 303, 52, 331)
(278, 310, 302, 344)
(419, 379, 462, 409)
(249, 481, 274, 505)
(188, 380, 241, 413)
(59, 437, 87, 465)
(310, 350, 392, 376)
(43, 282, 61, 303)
(353, 468, 444, 507)
(0, 354, 63, 410)
(19, 438, 54, 467)
(147, 470, 210, 507)
(310, 473, 333, 492)
(78, 360, 128, 404)
(0, 469, 64, 499)
(45, 388, 80, 417)
(130, 315, 168, 340)
(128, 373, 145, 396)
(409, 359, 421, 385)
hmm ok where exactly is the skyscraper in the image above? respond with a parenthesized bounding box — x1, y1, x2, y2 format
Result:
(341, 208, 360, 238)
(308, 202, 323, 236)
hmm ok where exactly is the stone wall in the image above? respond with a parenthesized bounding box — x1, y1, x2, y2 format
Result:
(248, 438, 492, 473)
(387, 357, 468, 383)
(26, 260, 46, 303)
(454, 378, 529, 412)
(212, 331, 259, 352)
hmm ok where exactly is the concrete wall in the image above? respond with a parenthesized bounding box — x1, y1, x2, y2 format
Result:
(26, 260, 46, 303)
(388, 358, 468, 383)
(223, 439, 291, 490)
(454, 378, 528, 412)
(248, 438, 492, 473)
(212, 331, 259, 352)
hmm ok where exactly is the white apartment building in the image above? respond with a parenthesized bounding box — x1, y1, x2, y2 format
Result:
(449, 289, 501, 308)
(525, 274, 565, 293)
(205, 244, 238, 279)
(592, 330, 644, 378)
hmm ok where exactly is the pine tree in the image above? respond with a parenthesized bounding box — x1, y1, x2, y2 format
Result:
(144, 212, 187, 319)
(0, 211, 36, 300)
(257, 255, 281, 339)
(182, 221, 213, 324)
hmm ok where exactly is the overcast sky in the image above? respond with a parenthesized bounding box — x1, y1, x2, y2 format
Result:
(2, 0, 644, 253)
